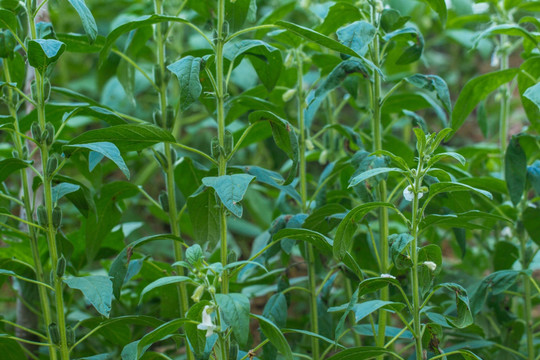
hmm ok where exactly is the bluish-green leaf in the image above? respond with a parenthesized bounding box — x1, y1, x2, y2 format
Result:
(405, 74, 452, 114)
(523, 82, 540, 111)
(67, 0, 98, 43)
(251, 314, 293, 360)
(329, 300, 406, 323)
(140, 276, 196, 300)
(202, 174, 255, 217)
(64, 142, 130, 179)
(348, 168, 405, 188)
(52, 183, 81, 203)
(336, 21, 376, 57)
(0, 158, 31, 183)
(64, 276, 113, 317)
(27, 39, 66, 74)
(505, 136, 527, 205)
(168, 56, 203, 111)
(216, 293, 250, 347)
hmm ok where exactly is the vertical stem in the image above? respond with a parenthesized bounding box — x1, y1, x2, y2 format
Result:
(370, 3, 389, 353)
(518, 207, 534, 360)
(216, 0, 229, 295)
(499, 34, 510, 170)
(26, 4, 70, 359)
(153, 2, 193, 359)
(411, 159, 424, 360)
(3, 59, 57, 360)
(296, 49, 319, 360)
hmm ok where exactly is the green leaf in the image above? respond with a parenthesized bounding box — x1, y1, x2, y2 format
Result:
(523, 82, 540, 111)
(0, 9, 17, 31)
(357, 277, 401, 298)
(263, 293, 287, 328)
(518, 57, 540, 132)
(52, 182, 81, 203)
(0, 269, 53, 290)
(329, 300, 406, 323)
(100, 15, 195, 65)
(405, 74, 452, 114)
(202, 174, 255, 217)
(470, 270, 521, 314)
(305, 59, 368, 129)
(27, 39, 66, 74)
(316, 2, 362, 35)
(451, 69, 519, 133)
(109, 234, 185, 299)
(421, 0, 447, 26)
(433, 283, 473, 328)
(348, 168, 405, 188)
(225, 0, 256, 32)
(242, 165, 301, 202)
(121, 318, 189, 360)
(187, 188, 220, 247)
(216, 293, 250, 347)
(64, 142, 130, 179)
(383, 27, 424, 65)
(168, 56, 203, 111)
(336, 21, 376, 57)
(426, 182, 493, 202)
(390, 233, 414, 270)
(334, 202, 395, 260)
(474, 24, 538, 48)
(523, 206, 540, 246)
(140, 276, 195, 300)
(64, 276, 113, 317)
(56, 33, 105, 53)
(528, 160, 540, 195)
(326, 347, 403, 360)
(0, 337, 26, 360)
(0, 158, 31, 183)
(249, 110, 299, 185)
(421, 210, 510, 232)
(251, 314, 293, 360)
(493, 241, 519, 270)
(67, 124, 175, 152)
(67, 0, 98, 43)
(224, 40, 282, 91)
(505, 136, 527, 205)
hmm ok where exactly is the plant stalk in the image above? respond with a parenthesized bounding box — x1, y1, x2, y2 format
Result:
(499, 34, 510, 170)
(296, 48, 320, 360)
(411, 159, 424, 360)
(518, 207, 534, 360)
(153, 1, 193, 359)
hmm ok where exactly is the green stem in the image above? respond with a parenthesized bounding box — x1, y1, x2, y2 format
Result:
(370, 4, 390, 354)
(216, 0, 229, 295)
(296, 48, 319, 360)
(519, 219, 534, 359)
(153, 2, 192, 360)
(411, 158, 424, 360)
(499, 34, 510, 170)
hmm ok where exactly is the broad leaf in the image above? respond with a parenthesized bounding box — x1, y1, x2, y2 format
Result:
(405, 74, 452, 114)
(67, 0, 98, 42)
(168, 56, 203, 111)
(27, 39, 66, 74)
(202, 174, 255, 217)
(187, 188, 220, 247)
(64, 276, 113, 317)
(252, 314, 293, 360)
(216, 293, 250, 347)
(52, 182, 81, 203)
(505, 136, 527, 205)
(348, 167, 405, 188)
(64, 142, 130, 179)
(421, 0, 447, 26)
(140, 276, 196, 300)
(432, 283, 473, 328)
(0, 158, 31, 183)
(336, 21, 376, 57)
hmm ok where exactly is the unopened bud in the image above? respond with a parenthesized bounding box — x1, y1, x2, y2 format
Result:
(191, 284, 205, 302)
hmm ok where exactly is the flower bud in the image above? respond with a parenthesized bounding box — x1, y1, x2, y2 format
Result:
(191, 284, 205, 302)
(153, 109, 163, 127)
(153, 64, 162, 89)
(282, 88, 297, 102)
(66, 326, 75, 346)
(423, 261, 437, 272)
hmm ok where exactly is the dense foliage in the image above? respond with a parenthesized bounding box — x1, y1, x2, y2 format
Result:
(1, 0, 540, 359)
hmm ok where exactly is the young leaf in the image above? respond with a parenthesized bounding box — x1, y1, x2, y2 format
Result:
(316, 2, 361, 35)
(27, 39, 66, 74)
(64, 142, 130, 179)
(168, 56, 203, 111)
(251, 314, 293, 360)
(518, 57, 540, 132)
(64, 276, 113, 317)
(202, 174, 255, 217)
(216, 293, 250, 347)
(432, 283, 473, 328)
(451, 69, 519, 133)
(473, 24, 538, 48)
(67, 0, 98, 43)
(505, 136, 527, 205)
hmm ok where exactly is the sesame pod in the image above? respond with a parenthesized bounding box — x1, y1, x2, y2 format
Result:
(210, 137, 220, 160)
(153, 150, 168, 170)
(153, 65, 162, 88)
(40, 129, 49, 145)
(37, 205, 48, 227)
(11, 150, 19, 159)
(52, 205, 62, 230)
(228, 341, 239, 360)
(30, 80, 38, 102)
(31, 122, 42, 143)
(66, 326, 75, 347)
(45, 122, 55, 146)
(47, 156, 58, 178)
(227, 250, 237, 264)
(159, 191, 169, 212)
(43, 78, 51, 102)
(224, 130, 233, 155)
(21, 145, 28, 159)
(48, 323, 60, 345)
(153, 109, 163, 127)
(165, 105, 175, 129)
(170, 148, 177, 165)
(56, 255, 66, 278)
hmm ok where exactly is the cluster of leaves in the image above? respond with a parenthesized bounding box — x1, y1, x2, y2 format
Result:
(0, 0, 539, 359)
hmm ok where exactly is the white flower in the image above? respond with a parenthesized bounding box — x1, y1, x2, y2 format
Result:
(380, 273, 396, 279)
(423, 261, 437, 272)
(403, 186, 424, 201)
(501, 226, 512, 237)
(197, 306, 217, 337)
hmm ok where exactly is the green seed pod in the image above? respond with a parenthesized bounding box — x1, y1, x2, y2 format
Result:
(152, 150, 168, 170)
(37, 205, 48, 227)
(48, 323, 60, 345)
(40, 129, 49, 146)
(52, 205, 62, 230)
(56, 255, 66, 278)
(11, 150, 19, 159)
(30, 80, 38, 103)
(47, 156, 58, 178)
(21, 145, 28, 159)
(227, 250, 237, 264)
(153, 64, 162, 89)
(224, 130, 234, 155)
(210, 137, 220, 160)
(153, 109, 163, 127)
(159, 191, 169, 212)
(66, 326, 75, 347)
(165, 105, 175, 130)
(43, 78, 51, 102)
(30, 0, 37, 13)
(228, 341, 239, 360)
(45, 122, 55, 146)
(170, 148, 177, 165)
(31, 122, 42, 143)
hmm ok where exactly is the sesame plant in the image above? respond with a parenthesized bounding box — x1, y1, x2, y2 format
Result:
(0, 0, 539, 360)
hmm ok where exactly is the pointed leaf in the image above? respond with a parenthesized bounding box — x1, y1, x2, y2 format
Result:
(64, 276, 113, 317)
(27, 39, 66, 74)
(251, 314, 293, 360)
(67, 0, 98, 42)
(64, 142, 130, 179)
(505, 136, 527, 205)
(0, 158, 31, 183)
(336, 21, 376, 57)
(326, 347, 403, 360)
(216, 293, 250, 347)
(202, 174, 255, 217)
(168, 56, 203, 111)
